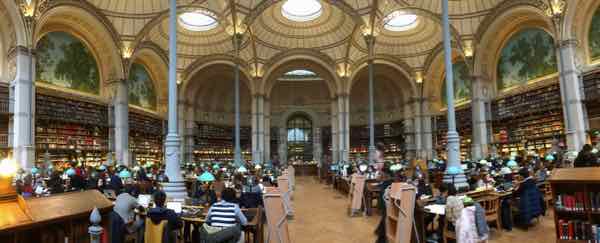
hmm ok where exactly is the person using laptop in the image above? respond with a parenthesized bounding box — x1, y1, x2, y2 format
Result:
(147, 190, 183, 243)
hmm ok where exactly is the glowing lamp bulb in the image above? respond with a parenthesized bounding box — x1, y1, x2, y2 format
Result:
(0, 158, 18, 177)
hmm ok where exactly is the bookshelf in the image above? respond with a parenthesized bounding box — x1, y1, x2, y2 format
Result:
(549, 167, 600, 242)
(35, 94, 109, 169)
(491, 84, 564, 156)
(129, 111, 163, 165)
(193, 123, 251, 162)
(0, 84, 9, 152)
(435, 107, 472, 160)
(348, 122, 405, 160)
(583, 69, 600, 134)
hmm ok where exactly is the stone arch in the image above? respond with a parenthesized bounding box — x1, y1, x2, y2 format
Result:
(473, 4, 553, 97)
(262, 50, 339, 98)
(129, 45, 168, 115)
(34, 3, 125, 98)
(0, 0, 26, 82)
(563, 0, 600, 64)
(348, 56, 415, 98)
(424, 46, 471, 112)
(182, 55, 253, 98)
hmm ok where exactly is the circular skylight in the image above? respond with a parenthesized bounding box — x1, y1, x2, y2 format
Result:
(383, 11, 419, 32)
(281, 0, 322, 22)
(179, 10, 218, 32)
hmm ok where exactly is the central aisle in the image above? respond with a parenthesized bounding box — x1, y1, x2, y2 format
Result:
(288, 176, 380, 243)
(286, 176, 556, 243)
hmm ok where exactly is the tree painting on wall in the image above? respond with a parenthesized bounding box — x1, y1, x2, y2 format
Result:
(589, 8, 600, 60)
(36, 32, 100, 94)
(497, 28, 557, 90)
(441, 60, 472, 106)
(128, 63, 157, 110)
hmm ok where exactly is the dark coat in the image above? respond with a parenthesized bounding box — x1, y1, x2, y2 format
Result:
(147, 207, 183, 243)
(109, 211, 127, 243)
(574, 152, 597, 168)
(515, 178, 543, 225)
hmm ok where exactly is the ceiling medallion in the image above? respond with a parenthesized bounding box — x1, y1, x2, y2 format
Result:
(179, 10, 218, 32)
(383, 11, 419, 32)
(281, 0, 322, 22)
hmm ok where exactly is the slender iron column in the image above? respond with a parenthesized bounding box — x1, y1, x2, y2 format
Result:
(233, 33, 243, 166)
(441, 0, 468, 189)
(364, 35, 376, 163)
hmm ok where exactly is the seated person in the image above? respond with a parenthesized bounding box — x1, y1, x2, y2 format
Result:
(147, 191, 183, 243)
(202, 188, 248, 243)
(513, 167, 543, 226)
(109, 170, 124, 195)
(193, 182, 218, 206)
(445, 184, 463, 229)
(424, 183, 449, 239)
(110, 193, 144, 243)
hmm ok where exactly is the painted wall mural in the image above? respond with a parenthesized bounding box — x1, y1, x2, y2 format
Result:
(589, 8, 600, 61)
(441, 60, 472, 106)
(128, 63, 157, 110)
(497, 28, 557, 90)
(36, 32, 100, 94)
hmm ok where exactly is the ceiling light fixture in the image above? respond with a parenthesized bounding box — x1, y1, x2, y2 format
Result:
(281, 0, 322, 22)
(179, 10, 218, 32)
(383, 11, 419, 32)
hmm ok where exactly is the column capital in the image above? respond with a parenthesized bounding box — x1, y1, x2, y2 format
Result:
(557, 39, 579, 49)
(8, 45, 34, 59)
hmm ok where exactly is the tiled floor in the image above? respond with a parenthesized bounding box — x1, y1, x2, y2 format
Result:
(287, 176, 556, 243)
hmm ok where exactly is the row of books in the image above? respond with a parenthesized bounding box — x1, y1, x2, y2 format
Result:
(558, 219, 600, 241)
(556, 192, 600, 212)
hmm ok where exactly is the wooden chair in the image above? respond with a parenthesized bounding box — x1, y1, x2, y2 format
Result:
(144, 218, 167, 243)
(543, 183, 553, 209)
(478, 196, 502, 231)
(443, 216, 456, 243)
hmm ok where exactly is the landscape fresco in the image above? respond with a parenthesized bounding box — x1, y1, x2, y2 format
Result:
(441, 60, 472, 106)
(36, 32, 100, 94)
(589, 8, 600, 60)
(128, 63, 157, 110)
(497, 28, 557, 90)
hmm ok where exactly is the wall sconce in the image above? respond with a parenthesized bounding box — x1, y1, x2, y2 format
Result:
(463, 40, 474, 58)
(250, 62, 263, 78)
(337, 63, 351, 78)
(414, 71, 423, 84)
(122, 41, 133, 59)
(176, 73, 182, 85)
(546, 0, 566, 18)
(361, 24, 380, 37)
(20, 1, 35, 18)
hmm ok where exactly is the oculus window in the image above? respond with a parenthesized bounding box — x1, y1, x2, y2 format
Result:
(383, 11, 418, 32)
(179, 10, 218, 32)
(281, 0, 322, 22)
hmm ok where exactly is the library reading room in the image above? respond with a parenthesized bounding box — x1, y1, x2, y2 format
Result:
(3, 0, 600, 243)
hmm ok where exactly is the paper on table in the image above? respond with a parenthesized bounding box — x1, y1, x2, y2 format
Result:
(138, 194, 151, 208)
(166, 202, 183, 214)
(424, 204, 445, 215)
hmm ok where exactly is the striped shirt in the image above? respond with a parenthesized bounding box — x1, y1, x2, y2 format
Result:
(206, 201, 247, 227)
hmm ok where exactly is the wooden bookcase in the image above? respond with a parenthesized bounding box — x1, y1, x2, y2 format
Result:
(0, 83, 9, 156)
(129, 111, 163, 165)
(491, 84, 564, 156)
(35, 93, 109, 169)
(435, 107, 472, 160)
(349, 121, 406, 160)
(549, 167, 600, 242)
(193, 123, 251, 162)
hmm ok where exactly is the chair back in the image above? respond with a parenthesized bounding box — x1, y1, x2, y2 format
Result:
(144, 218, 167, 243)
(240, 192, 263, 208)
(479, 196, 500, 216)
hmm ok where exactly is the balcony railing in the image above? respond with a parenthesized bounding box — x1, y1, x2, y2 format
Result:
(0, 97, 8, 114)
(0, 134, 8, 148)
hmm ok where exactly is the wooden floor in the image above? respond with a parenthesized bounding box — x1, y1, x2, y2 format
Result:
(288, 176, 556, 243)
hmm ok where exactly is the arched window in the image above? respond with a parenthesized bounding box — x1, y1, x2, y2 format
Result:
(589, 8, 600, 61)
(496, 28, 557, 91)
(441, 60, 472, 106)
(36, 32, 100, 94)
(128, 63, 157, 110)
(287, 115, 313, 161)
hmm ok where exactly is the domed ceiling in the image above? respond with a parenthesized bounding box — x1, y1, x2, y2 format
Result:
(84, 0, 504, 73)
